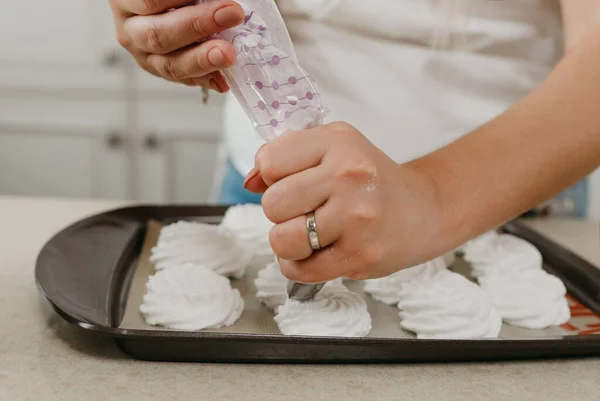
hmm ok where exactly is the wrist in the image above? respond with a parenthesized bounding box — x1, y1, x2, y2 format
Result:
(401, 158, 470, 258)
(395, 161, 457, 264)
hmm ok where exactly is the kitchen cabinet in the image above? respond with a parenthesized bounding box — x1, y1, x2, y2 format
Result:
(0, 95, 131, 199)
(0, 0, 126, 92)
(136, 135, 220, 204)
(135, 96, 225, 203)
(0, 0, 225, 203)
(0, 127, 129, 199)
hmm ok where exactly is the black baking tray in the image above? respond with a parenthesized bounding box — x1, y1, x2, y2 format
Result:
(35, 205, 600, 363)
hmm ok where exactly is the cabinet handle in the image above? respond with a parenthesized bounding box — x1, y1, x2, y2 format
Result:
(106, 132, 124, 149)
(145, 134, 160, 151)
(103, 50, 122, 68)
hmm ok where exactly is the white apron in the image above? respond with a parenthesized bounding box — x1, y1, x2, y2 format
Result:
(222, 0, 563, 176)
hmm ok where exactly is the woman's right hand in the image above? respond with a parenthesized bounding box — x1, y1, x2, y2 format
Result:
(108, 0, 244, 91)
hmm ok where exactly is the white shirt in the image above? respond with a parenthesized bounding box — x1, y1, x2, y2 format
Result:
(223, 0, 563, 176)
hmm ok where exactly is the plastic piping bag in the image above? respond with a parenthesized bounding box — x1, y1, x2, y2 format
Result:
(197, 0, 327, 141)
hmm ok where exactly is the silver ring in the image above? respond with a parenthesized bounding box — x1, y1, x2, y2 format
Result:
(306, 212, 321, 251)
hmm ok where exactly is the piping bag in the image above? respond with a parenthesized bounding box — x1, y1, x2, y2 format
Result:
(198, 0, 327, 301)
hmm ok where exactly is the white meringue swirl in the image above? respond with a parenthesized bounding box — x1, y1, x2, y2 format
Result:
(464, 231, 571, 328)
(140, 263, 244, 331)
(463, 232, 543, 277)
(275, 285, 372, 337)
(364, 258, 446, 305)
(254, 258, 289, 311)
(219, 204, 274, 258)
(150, 221, 251, 278)
(478, 268, 570, 329)
(398, 269, 502, 339)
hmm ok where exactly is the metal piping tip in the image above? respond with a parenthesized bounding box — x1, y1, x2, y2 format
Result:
(286, 281, 325, 302)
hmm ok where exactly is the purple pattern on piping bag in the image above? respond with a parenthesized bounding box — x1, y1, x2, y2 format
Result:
(258, 106, 319, 128)
(201, 1, 325, 139)
(253, 92, 319, 110)
(243, 55, 289, 68)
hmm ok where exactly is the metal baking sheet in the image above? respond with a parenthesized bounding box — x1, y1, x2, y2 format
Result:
(36, 206, 600, 363)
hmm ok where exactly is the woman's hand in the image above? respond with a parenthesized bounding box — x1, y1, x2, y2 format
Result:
(245, 122, 447, 283)
(108, 0, 244, 91)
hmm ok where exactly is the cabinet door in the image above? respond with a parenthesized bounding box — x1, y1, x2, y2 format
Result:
(136, 99, 224, 203)
(0, 96, 130, 200)
(167, 138, 220, 203)
(0, 129, 129, 199)
(0, 0, 126, 91)
(136, 133, 220, 204)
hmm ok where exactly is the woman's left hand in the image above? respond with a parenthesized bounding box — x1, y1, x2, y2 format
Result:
(244, 122, 446, 283)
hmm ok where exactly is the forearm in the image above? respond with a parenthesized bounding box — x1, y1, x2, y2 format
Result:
(408, 24, 600, 247)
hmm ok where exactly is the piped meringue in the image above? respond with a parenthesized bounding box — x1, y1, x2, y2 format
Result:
(275, 284, 372, 337)
(398, 269, 502, 339)
(254, 258, 288, 311)
(463, 232, 543, 277)
(150, 221, 251, 278)
(478, 269, 570, 329)
(140, 263, 244, 331)
(464, 231, 571, 328)
(219, 204, 274, 258)
(364, 258, 446, 305)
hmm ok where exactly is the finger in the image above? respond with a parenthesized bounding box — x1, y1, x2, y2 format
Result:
(179, 71, 229, 91)
(254, 126, 332, 186)
(145, 39, 235, 81)
(136, 51, 226, 90)
(125, 1, 244, 54)
(244, 155, 268, 193)
(269, 200, 344, 261)
(279, 246, 351, 284)
(261, 166, 330, 223)
(179, 71, 224, 89)
(119, 0, 206, 16)
(244, 172, 269, 193)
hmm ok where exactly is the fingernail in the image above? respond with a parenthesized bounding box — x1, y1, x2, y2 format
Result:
(213, 75, 229, 92)
(214, 6, 243, 28)
(243, 166, 260, 188)
(208, 46, 226, 67)
(208, 78, 221, 93)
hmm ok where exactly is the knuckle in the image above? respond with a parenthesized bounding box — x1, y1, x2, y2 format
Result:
(140, 0, 161, 14)
(159, 57, 183, 81)
(335, 160, 378, 184)
(260, 161, 277, 185)
(261, 190, 280, 222)
(327, 121, 353, 138)
(188, 14, 211, 38)
(349, 203, 380, 224)
(256, 149, 278, 184)
(116, 32, 132, 49)
(268, 226, 287, 256)
(279, 260, 298, 281)
(254, 145, 268, 168)
(144, 21, 167, 53)
(360, 243, 383, 270)
(135, 59, 151, 72)
(192, 50, 213, 75)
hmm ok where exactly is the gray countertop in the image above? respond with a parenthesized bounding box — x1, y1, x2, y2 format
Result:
(1, 196, 599, 401)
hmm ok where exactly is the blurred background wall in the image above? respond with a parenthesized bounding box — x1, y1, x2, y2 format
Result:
(0, 1, 598, 219)
(0, 1, 227, 204)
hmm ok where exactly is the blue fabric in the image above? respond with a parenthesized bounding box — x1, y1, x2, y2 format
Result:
(554, 179, 589, 218)
(219, 158, 263, 205)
